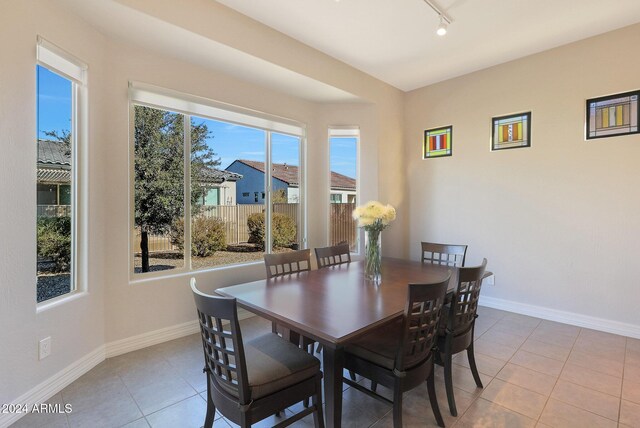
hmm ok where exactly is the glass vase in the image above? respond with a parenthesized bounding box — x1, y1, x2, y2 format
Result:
(364, 229, 382, 284)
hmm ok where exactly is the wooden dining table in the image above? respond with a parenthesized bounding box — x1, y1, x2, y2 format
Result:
(216, 257, 458, 428)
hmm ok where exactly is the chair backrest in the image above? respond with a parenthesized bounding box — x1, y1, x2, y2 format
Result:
(447, 259, 487, 336)
(191, 278, 251, 404)
(395, 276, 449, 372)
(421, 242, 468, 267)
(264, 249, 311, 278)
(315, 242, 351, 269)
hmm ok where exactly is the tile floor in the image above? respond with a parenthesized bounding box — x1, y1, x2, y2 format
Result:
(10, 306, 640, 428)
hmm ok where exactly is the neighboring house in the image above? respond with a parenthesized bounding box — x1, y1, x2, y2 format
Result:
(198, 167, 242, 206)
(36, 140, 240, 214)
(225, 159, 356, 204)
(37, 140, 71, 216)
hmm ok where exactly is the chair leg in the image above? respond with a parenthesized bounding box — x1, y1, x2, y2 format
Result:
(204, 388, 215, 428)
(444, 351, 457, 417)
(392, 384, 403, 428)
(312, 375, 325, 428)
(316, 343, 323, 354)
(427, 370, 445, 428)
(371, 381, 378, 392)
(467, 343, 483, 388)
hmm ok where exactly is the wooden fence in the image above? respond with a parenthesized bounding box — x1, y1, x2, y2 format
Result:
(128, 202, 355, 254)
(133, 203, 304, 253)
(330, 203, 357, 250)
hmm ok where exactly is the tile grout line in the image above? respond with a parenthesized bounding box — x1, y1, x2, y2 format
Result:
(531, 322, 579, 425)
(497, 315, 544, 423)
(619, 337, 627, 424)
(540, 329, 626, 425)
(447, 310, 507, 427)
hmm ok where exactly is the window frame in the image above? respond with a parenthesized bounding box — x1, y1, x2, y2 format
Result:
(36, 38, 88, 311)
(327, 127, 360, 255)
(129, 84, 307, 282)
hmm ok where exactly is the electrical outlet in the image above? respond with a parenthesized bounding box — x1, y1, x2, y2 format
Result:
(39, 337, 51, 360)
(484, 274, 495, 286)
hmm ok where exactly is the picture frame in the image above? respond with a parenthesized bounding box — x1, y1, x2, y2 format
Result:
(423, 125, 452, 159)
(491, 112, 531, 151)
(586, 90, 639, 140)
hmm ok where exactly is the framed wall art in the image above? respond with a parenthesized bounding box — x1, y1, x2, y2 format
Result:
(491, 112, 531, 151)
(423, 125, 452, 159)
(586, 90, 639, 140)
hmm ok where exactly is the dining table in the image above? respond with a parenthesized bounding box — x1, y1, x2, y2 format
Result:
(216, 257, 458, 428)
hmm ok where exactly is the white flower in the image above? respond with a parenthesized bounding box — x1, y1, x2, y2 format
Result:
(352, 201, 396, 230)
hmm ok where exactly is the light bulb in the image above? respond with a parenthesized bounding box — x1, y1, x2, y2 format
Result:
(436, 19, 447, 36)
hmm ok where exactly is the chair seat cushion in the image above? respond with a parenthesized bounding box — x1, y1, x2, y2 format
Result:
(218, 333, 320, 400)
(345, 319, 425, 371)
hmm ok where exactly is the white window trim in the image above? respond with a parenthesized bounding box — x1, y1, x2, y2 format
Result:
(328, 127, 361, 255)
(128, 84, 306, 282)
(36, 38, 88, 310)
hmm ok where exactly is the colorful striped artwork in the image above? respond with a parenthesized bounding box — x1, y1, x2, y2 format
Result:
(492, 112, 531, 151)
(587, 90, 639, 139)
(423, 126, 452, 158)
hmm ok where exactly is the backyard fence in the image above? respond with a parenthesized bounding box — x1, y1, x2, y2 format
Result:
(329, 203, 357, 250)
(132, 203, 304, 253)
(128, 202, 356, 254)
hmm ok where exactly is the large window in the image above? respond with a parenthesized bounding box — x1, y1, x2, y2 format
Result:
(131, 84, 305, 277)
(36, 39, 86, 303)
(328, 128, 358, 252)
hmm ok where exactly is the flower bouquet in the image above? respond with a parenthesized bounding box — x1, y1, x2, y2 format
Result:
(352, 201, 396, 283)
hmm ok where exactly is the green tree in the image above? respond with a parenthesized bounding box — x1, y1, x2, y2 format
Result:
(134, 106, 219, 272)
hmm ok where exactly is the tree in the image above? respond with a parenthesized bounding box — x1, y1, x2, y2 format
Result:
(134, 106, 220, 272)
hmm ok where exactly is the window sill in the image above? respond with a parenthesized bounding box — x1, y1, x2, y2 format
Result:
(36, 290, 88, 314)
(129, 260, 265, 285)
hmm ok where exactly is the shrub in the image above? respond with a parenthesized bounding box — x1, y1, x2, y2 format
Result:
(170, 217, 227, 257)
(247, 212, 296, 250)
(247, 213, 266, 250)
(37, 216, 71, 272)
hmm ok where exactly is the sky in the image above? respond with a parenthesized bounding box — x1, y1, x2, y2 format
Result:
(37, 65, 357, 179)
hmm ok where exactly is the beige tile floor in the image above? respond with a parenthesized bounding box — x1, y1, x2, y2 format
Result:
(10, 306, 640, 428)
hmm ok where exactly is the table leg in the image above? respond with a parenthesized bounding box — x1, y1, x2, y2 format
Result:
(322, 345, 344, 428)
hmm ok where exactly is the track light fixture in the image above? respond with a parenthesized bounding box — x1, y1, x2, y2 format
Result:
(422, 0, 452, 36)
(436, 16, 447, 36)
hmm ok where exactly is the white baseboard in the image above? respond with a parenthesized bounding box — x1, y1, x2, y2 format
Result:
(105, 313, 256, 358)
(104, 320, 200, 358)
(2, 314, 261, 428)
(0, 346, 105, 428)
(480, 296, 640, 339)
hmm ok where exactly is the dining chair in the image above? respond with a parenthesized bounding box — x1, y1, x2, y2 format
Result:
(264, 249, 312, 278)
(314, 242, 351, 269)
(421, 242, 468, 267)
(342, 278, 449, 428)
(435, 258, 487, 417)
(263, 249, 315, 348)
(313, 242, 351, 354)
(191, 278, 325, 428)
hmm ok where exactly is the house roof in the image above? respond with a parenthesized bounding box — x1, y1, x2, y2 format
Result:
(38, 168, 71, 184)
(36, 139, 240, 185)
(231, 159, 356, 190)
(199, 167, 242, 184)
(38, 140, 70, 166)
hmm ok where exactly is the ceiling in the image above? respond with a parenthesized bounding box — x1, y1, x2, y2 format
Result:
(60, 0, 361, 103)
(216, 0, 640, 91)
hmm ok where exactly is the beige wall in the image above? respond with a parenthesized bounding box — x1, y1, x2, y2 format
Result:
(404, 23, 640, 331)
(0, 0, 404, 412)
(0, 0, 107, 407)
